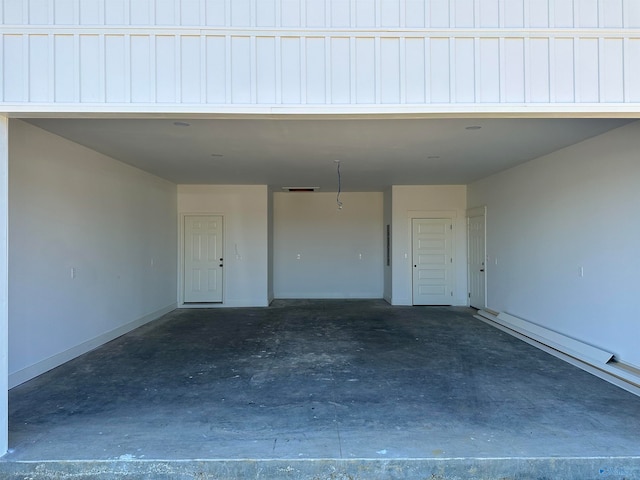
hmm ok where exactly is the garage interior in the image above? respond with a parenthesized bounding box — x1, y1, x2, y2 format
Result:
(6, 300, 640, 479)
(2, 115, 640, 478)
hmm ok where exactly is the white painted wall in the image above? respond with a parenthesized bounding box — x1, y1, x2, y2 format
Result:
(267, 188, 274, 303)
(177, 185, 269, 307)
(273, 192, 383, 299)
(468, 121, 640, 369)
(391, 185, 467, 306)
(8, 120, 177, 387)
(383, 188, 392, 303)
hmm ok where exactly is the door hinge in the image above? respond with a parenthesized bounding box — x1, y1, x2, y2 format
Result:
(451, 291, 453, 296)
(450, 258, 453, 263)
(450, 224, 453, 230)
(468, 292, 471, 298)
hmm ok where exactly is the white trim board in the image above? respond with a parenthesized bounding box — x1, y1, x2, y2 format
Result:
(475, 310, 640, 397)
(8, 304, 176, 389)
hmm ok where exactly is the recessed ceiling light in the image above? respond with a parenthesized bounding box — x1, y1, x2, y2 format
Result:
(173, 121, 191, 127)
(465, 125, 482, 130)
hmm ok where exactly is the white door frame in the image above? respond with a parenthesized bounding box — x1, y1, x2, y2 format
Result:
(178, 212, 225, 308)
(466, 206, 487, 309)
(407, 210, 457, 306)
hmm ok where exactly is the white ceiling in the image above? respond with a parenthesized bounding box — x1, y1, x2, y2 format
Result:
(26, 117, 631, 191)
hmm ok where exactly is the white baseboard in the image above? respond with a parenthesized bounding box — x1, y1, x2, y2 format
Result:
(9, 303, 176, 389)
(475, 310, 640, 397)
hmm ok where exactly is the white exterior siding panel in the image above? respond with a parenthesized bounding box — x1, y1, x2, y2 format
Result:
(504, 38, 524, 102)
(429, 37, 450, 103)
(130, 35, 152, 102)
(478, 37, 500, 102)
(330, 37, 350, 103)
(454, 37, 474, 103)
(305, 37, 326, 103)
(577, 37, 599, 102)
(180, 36, 202, 103)
(3, 0, 633, 29)
(105, 34, 126, 102)
(281, 37, 301, 103)
(28, 34, 50, 102)
(4, 35, 24, 102)
(529, 37, 550, 102)
(602, 38, 624, 102)
(380, 37, 400, 103)
(79, 34, 102, 102)
(627, 39, 640, 101)
(53, 34, 75, 102)
(230, 36, 251, 103)
(205, 35, 225, 102)
(553, 37, 575, 102)
(355, 37, 375, 104)
(404, 37, 425, 103)
(2, 1, 640, 111)
(256, 36, 276, 104)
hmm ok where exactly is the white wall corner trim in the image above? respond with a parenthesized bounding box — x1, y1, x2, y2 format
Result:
(8, 304, 176, 389)
(475, 310, 640, 397)
(0, 115, 9, 456)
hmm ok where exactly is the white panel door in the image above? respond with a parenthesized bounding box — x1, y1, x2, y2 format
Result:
(184, 215, 223, 303)
(412, 218, 453, 305)
(467, 213, 486, 309)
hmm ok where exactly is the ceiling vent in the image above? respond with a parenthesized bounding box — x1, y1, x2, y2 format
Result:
(282, 187, 320, 192)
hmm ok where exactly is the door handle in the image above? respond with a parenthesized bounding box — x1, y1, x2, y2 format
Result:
(480, 269, 485, 272)
(219, 264, 223, 267)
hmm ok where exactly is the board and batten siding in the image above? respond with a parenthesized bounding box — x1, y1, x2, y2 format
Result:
(1, 0, 640, 109)
(1, 0, 637, 28)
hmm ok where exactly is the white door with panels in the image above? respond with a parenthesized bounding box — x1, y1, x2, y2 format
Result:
(412, 218, 454, 305)
(184, 215, 223, 303)
(467, 212, 486, 309)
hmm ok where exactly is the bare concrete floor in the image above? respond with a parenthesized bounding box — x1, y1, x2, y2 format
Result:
(3, 300, 640, 479)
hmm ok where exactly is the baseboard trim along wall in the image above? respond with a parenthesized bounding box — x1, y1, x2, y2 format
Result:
(475, 310, 640, 397)
(9, 304, 177, 389)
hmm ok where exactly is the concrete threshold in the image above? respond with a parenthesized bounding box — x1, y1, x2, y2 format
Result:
(2, 457, 640, 480)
